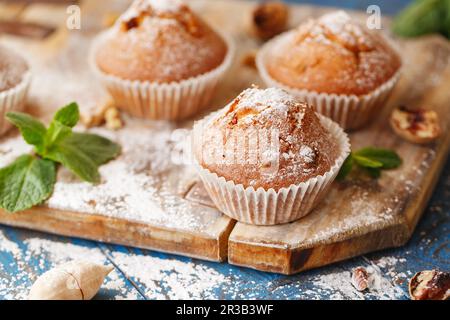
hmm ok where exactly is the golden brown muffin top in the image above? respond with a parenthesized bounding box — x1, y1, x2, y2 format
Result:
(0, 46, 28, 92)
(95, 0, 228, 83)
(193, 87, 340, 191)
(264, 11, 401, 96)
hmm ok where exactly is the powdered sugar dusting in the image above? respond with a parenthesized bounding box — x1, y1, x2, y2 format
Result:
(0, 229, 411, 300)
(122, 0, 185, 20)
(299, 145, 315, 163)
(233, 87, 293, 113)
(0, 45, 28, 92)
(311, 263, 406, 300)
(267, 10, 401, 96)
(308, 10, 372, 50)
(0, 122, 223, 235)
(0, 234, 140, 300)
(110, 251, 227, 299)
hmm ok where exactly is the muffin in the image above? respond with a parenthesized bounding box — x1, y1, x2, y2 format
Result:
(0, 46, 31, 135)
(192, 87, 350, 225)
(92, 0, 234, 120)
(257, 11, 401, 130)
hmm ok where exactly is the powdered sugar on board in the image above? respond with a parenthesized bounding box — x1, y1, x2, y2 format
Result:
(0, 119, 223, 235)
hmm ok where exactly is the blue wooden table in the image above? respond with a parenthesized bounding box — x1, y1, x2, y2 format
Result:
(0, 0, 448, 300)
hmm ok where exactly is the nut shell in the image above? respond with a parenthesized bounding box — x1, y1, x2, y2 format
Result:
(250, 1, 289, 40)
(409, 270, 450, 300)
(28, 261, 113, 300)
(351, 267, 369, 291)
(390, 107, 441, 144)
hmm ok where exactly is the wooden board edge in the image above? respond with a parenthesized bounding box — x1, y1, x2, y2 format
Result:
(228, 222, 410, 274)
(403, 134, 450, 236)
(218, 219, 237, 261)
(0, 207, 233, 262)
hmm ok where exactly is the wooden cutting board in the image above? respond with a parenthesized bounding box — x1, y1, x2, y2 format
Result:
(0, 0, 449, 274)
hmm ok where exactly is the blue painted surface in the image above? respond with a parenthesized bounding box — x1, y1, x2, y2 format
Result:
(285, 0, 411, 15)
(1, 0, 449, 300)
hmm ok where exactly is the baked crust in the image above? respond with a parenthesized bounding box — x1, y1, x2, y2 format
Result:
(194, 87, 340, 191)
(265, 11, 401, 96)
(95, 0, 228, 83)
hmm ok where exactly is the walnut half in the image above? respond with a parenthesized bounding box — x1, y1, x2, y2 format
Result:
(409, 270, 450, 300)
(390, 106, 441, 144)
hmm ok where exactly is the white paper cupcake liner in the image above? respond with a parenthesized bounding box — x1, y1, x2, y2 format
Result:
(90, 30, 235, 121)
(0, 72, 31, 136)
(256, 32, 401, 130)
(193, 114, 351, 225)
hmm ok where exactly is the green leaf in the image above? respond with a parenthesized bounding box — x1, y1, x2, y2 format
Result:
(337, 154, 354, 181)
(364, 167, 381, 179)
(62, 133, 121, 165)
(44, 121, 72, 149)
(5, 112, 47, 151)
(0, 155, 56, 213)
(392, 0, 446, 38)
(45, 132, 121, 183)
(354, 148, 402, 169)
(353, 155, 383, 168)
(53, 102, 79, 128)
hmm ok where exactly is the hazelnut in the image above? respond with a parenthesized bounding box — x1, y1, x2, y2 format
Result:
(250, 1, 289, 40)
(79, 96, 115, 128)
(390, 106, 441, 144)
(351, 266, 369, 292)
(241, 50, 258, 69)
(409, 270, 449, 300)
(104, 107, 123, 130)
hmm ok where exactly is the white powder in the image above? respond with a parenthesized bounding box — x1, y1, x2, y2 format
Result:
(123, 0, 185, 19)
(0, 123, 222, 235)
(299, 145, 315, 163)
(311, 264, 406, 300)
(0, 136, 32, 167)
(110, 251, 228, 299)
(0, 230, 412, 300)
(228, 87, 298, 123)
(0, 233, 138, 300)
(0, 45, 28, 92)
(0, 230, 20, 257)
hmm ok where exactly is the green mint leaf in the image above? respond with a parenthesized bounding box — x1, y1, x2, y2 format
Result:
(53, 102, 79, 128)
(354, 148, 402, 169)
(353, 155, 383, 168)
(392, 0, 445, 38)
(5, 112, 47, 151)
(45, 132, 121, 183)
(44, 121, 72, 149)
(61, 133, 121, 165)
(0, 155, 56, 213)
(337, 153, 354, 181)
(364, 167, 381, 179)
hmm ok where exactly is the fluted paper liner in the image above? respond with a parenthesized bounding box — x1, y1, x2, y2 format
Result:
(256, 31, 401, 130)
(90, 30, 235, 121)
(0, 72, 31, 136)
(193, 114, 351, 225)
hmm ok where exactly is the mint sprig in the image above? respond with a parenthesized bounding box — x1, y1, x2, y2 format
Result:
(0, 103, 121, 212)
(0, 155, 55, 213)
(392, 0, 449, 39)
(337, 147, 402, 181)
